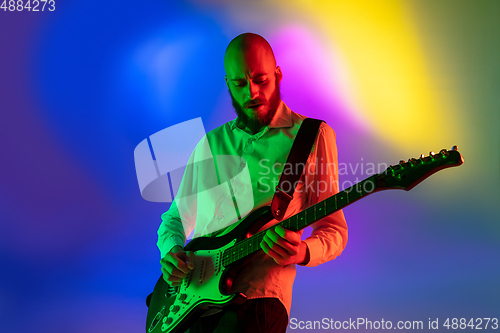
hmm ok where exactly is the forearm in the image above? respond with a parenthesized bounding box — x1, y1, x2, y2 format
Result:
(157, 201, 190, 258)
(303, 211, 347, 267)
(297, 241, 310, 265)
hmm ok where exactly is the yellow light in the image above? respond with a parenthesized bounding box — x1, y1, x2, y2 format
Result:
(286, 0, 451, 150)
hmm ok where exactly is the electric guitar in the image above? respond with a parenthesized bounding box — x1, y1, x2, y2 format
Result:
(146, 147, 464, 333)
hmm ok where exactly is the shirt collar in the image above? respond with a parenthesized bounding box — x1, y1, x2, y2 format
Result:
(229, 100, 293, 131)
(269, 100, 293, 128)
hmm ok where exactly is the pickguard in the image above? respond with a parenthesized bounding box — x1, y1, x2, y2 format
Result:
(156, 239, 237, 333)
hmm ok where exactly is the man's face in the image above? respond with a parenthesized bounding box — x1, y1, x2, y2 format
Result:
(225, 45, 282, 132)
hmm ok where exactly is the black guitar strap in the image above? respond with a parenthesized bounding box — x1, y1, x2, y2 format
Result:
(271, 118, 323, 220)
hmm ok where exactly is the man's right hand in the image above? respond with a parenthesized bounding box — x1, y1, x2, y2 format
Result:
(160, 245, 195, 287)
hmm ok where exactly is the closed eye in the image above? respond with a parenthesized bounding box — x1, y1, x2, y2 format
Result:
(233, 81, 246, 87)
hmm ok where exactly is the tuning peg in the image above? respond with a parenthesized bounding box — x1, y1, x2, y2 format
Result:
(420, 154, 425, 159)
(452, 145, 458, 151)
(407, 158, 418, 166)
(429, 151, 435, 156)
(440, 149, 447, 154)
(399, 160, 405, 165)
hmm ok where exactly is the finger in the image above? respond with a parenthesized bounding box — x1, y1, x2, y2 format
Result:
(186, 251, 195, 270)
(261, 240, 288, 265)
(275, 226, 301, 246)
(162, 272, 183, 284)
(265, 230, 297, 256)
(261, 235, 289, 259)
(165, 253, 191, 274)
(166, 267, 188, 280)
(161, 260, 189, 278)
(163, 275, 182, 287)
(161, 268, 184, 286)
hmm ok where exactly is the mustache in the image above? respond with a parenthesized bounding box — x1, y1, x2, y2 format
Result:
(244, 99, 266, 108)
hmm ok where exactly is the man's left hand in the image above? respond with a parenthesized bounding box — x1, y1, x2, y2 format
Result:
(260, 225, 309, 265)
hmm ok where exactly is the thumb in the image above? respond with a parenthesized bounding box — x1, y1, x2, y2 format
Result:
(186, 251, 195, 270)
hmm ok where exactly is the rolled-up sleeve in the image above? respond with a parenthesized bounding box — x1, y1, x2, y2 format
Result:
(157, 201, 189, 259)
(301, 124, 348, 267)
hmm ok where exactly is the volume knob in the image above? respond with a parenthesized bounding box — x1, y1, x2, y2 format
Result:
(169, 305, 180, 313)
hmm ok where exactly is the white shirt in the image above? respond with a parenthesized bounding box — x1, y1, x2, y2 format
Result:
(157, 101, 348, 316)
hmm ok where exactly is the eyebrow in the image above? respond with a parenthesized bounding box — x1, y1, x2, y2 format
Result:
(230, 73, 267, 81)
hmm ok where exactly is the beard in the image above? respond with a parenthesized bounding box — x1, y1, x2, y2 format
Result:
(229, 79, 281, 133)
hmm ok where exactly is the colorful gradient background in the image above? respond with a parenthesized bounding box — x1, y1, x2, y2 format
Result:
(1, 1, 499, 332)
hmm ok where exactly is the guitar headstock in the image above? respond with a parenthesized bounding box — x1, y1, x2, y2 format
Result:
(378, 146, 464, 191)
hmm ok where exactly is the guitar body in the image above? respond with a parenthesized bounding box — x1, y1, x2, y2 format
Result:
(146, 206, 274, 333)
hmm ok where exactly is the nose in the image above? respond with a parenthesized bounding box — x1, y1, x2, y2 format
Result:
(245, 80, 259, 101)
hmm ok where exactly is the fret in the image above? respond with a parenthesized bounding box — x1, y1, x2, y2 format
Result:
(337, 191, 348, 209)
(327, 196, 334, 215)
(315, 201, 323, 220)
(347, 185, 358, 201)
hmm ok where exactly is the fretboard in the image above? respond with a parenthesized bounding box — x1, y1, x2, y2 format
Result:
(221, 175, 380, 267)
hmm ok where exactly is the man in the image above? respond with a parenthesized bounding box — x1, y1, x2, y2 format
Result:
(157, 33, 348, 332)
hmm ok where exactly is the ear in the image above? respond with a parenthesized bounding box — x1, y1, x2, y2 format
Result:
(275, 66, 282, 84)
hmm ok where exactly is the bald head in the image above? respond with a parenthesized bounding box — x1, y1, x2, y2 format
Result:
(224, 33, 277, 75)
(224, 33, 282, 134)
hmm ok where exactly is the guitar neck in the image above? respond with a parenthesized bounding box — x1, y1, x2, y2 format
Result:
(221, 175, 382, 267)
(221, 148, 465, 267)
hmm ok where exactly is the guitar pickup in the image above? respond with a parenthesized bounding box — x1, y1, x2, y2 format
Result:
(214, 252, 221, 275)
(183, 271, 192, 289)
(198, 258, 207, 283)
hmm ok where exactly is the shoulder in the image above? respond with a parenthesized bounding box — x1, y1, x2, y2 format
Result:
(290, 109, 337, 141)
